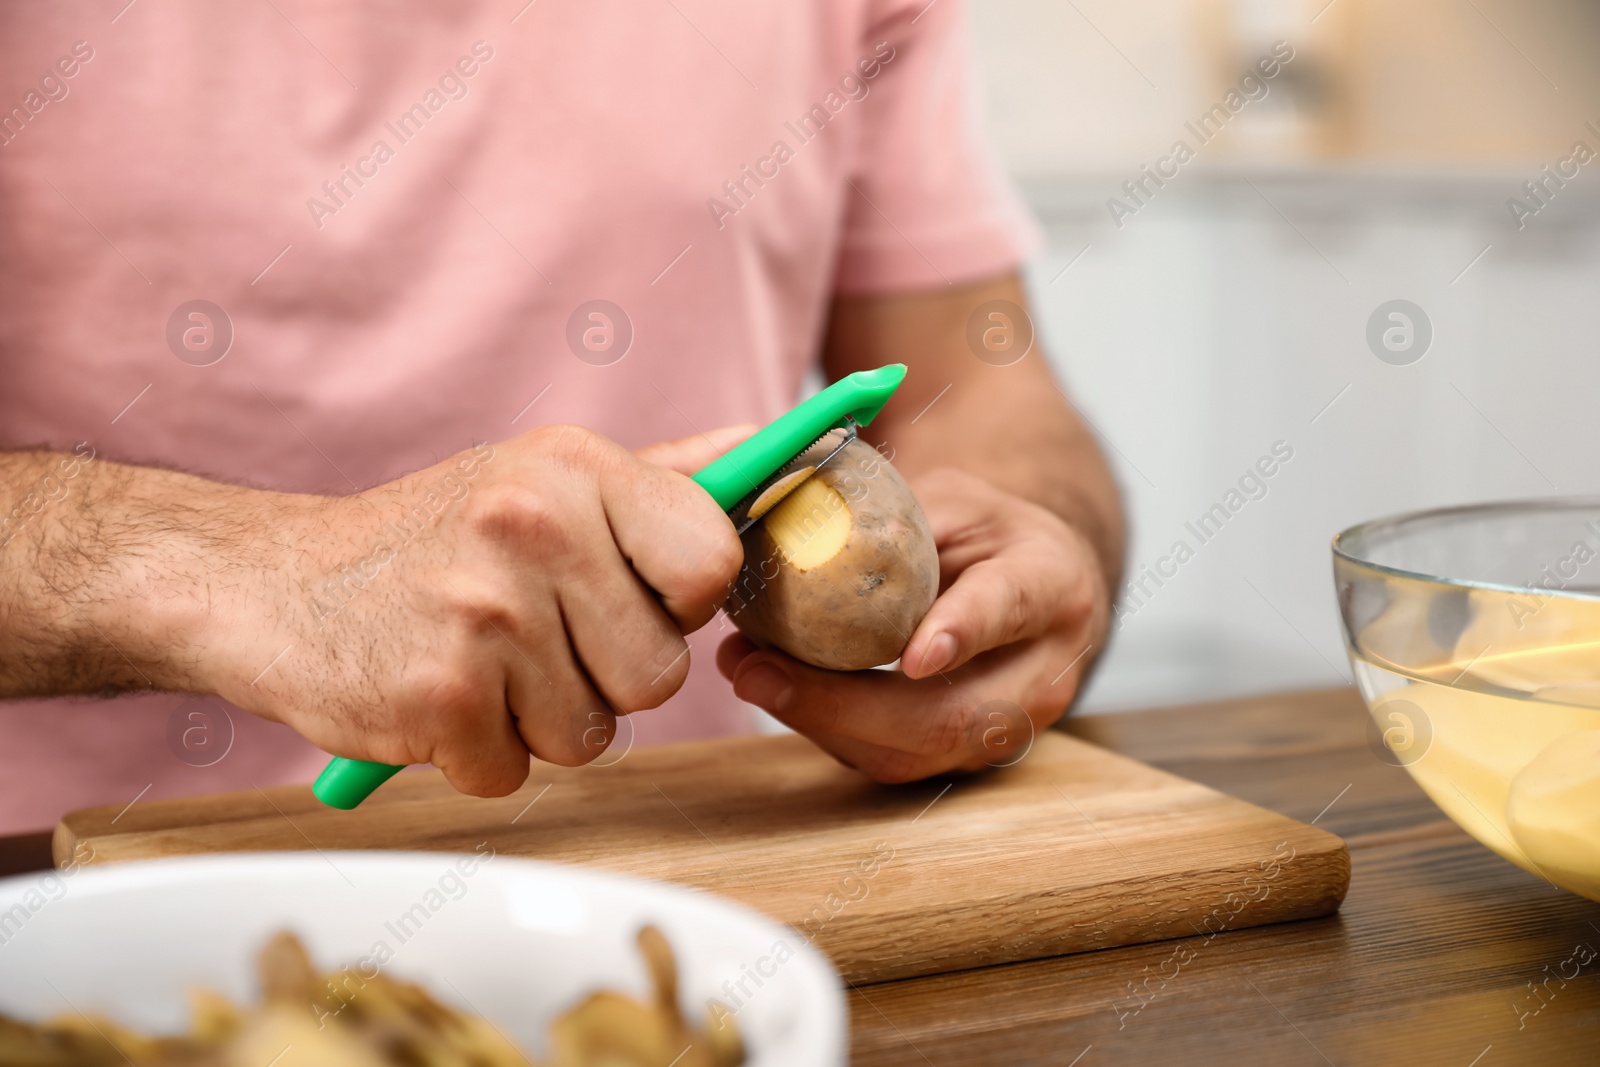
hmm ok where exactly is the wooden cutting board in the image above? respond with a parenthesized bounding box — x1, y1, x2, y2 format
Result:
(55, 731, 1349, 984)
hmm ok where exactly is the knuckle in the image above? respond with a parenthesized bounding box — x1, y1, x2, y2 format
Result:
(457, 759, 529, 799)
(442, 582, 516, 639)
(605, 679, 656, 716)
(923, 699, 982, 759)
(543, 423, 619, 473)
(696, 522, 746, 590)
(653, 510, 744, 610)
(576, 708, 619, 762)
(528, 422, 582, 455)
(412, 665, 484, 724)
(526, 706, 612, 768)
(1002, 571, 1034, 639)
(813, 690, 853, 737)
(960, 561, 1034, 647)
(470, 484, 568, 553)
(613, 640, 690, 713)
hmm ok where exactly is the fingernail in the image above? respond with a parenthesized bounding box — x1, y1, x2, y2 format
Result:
(736, 662, 793, 712)
(918, 632, 957, 676)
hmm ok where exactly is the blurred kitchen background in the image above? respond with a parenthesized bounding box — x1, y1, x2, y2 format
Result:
(974, 0, 1600, 711)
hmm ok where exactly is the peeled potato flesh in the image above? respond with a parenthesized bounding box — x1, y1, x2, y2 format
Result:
(728, 440, 939, 671)
(1507, 729, 1600, 900)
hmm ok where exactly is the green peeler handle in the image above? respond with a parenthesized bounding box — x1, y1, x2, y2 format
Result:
(311, 363, 908, 810)
(314, 757, 404, 809)
(689, 362, 906, 508)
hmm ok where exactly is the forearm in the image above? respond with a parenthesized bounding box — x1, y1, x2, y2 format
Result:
(823, 273, 1126, 595)
(0, 448, 297, 698)
(0, 427, 748, 796)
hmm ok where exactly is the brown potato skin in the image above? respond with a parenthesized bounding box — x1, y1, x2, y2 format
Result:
(728, 440, 939, 671)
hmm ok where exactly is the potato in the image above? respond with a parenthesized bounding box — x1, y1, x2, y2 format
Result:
(728, 440, 938, 671)
(0, 927, 742, 1067)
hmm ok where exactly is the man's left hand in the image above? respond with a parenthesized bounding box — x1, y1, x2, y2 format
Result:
(716, 465, 1109, 782)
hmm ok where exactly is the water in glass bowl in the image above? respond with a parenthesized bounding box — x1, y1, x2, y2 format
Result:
(1342, 557, 1600, 902)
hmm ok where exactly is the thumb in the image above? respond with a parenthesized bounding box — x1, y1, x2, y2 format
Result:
(635, 423, 759, 476)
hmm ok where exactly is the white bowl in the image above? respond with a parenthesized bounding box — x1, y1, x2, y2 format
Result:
(0, 851, 845, 1065)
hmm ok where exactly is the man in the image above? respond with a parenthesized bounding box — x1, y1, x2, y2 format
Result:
(0, 0, 1122, 833)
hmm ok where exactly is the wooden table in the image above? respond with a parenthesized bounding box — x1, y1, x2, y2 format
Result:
(848, 688, 1600, 1065)
(7, 687, 1600, 1063)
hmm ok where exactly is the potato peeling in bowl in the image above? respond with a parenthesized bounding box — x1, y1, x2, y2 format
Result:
(0, 926, 742, 1067)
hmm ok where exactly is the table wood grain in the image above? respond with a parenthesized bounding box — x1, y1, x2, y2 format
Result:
(847, 687, 1600, 1066)
(56, 729, 1348, 986)
(6, 686, 1599, 1064)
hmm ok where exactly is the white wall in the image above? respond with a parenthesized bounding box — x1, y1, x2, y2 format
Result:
(1018, 170, 1600, 710)
(962, 0, 1600, 711)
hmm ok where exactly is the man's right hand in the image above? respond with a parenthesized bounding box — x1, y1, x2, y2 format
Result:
(188, 423, 751, 797)
(236, 422, 755, 796)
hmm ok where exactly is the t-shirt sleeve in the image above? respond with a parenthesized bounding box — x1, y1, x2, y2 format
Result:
(833, 0, 1043, 295)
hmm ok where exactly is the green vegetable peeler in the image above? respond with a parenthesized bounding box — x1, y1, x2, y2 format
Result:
(312, 363, 908, 809)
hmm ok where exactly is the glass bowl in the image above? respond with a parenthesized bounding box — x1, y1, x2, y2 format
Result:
(1334, 500, 1600, 902)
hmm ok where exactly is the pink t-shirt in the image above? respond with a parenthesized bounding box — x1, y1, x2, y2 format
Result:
(0, 0, 1034, 833)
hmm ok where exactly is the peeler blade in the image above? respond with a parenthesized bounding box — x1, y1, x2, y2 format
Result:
(727, 417, 858, 534)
